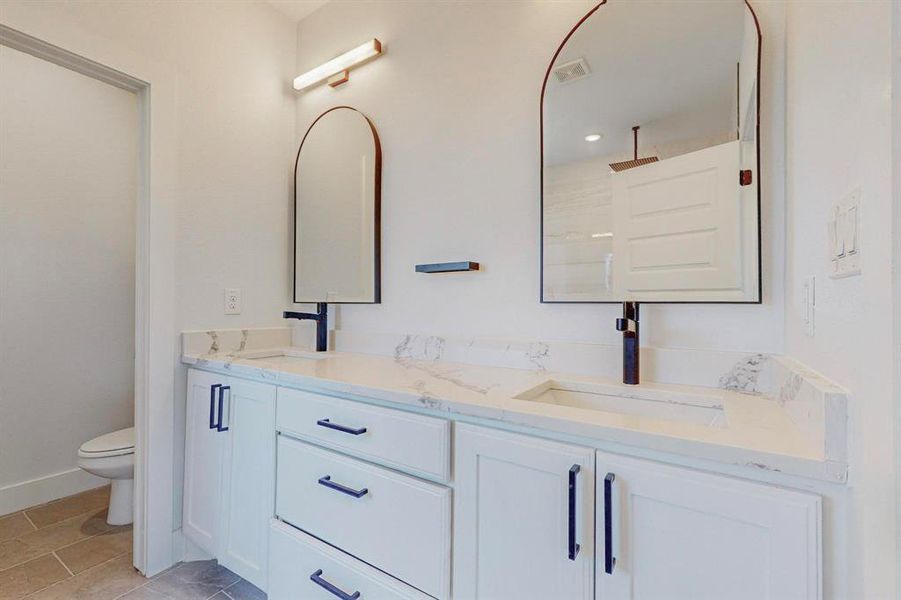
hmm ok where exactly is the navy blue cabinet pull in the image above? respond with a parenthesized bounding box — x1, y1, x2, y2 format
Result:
(568, 464, 581, 560)
(604, 472, 616, 574)
(310, 569, 361, 600)
(209, 384, 222, 429)
(317, 418, 367, 436)
(216, 386, 230, 432)
(318, 475, 368, 498)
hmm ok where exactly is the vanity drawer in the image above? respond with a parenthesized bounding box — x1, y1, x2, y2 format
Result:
(268, 520, 431, 600)
(276, 436, 451, 599)
(276, 386, 450, 480)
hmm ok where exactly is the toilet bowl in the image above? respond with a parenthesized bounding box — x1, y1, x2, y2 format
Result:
(77, 427, 135, 526)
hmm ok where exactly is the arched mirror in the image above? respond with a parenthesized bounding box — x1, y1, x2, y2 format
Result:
(541, 0, 761, 303)
(294, 106, 381, 303)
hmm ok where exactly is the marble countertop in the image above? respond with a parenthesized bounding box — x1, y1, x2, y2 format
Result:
(182, 342, 848, 483)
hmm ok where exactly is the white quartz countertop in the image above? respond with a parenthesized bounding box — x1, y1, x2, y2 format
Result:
(182, 346, 848, 483)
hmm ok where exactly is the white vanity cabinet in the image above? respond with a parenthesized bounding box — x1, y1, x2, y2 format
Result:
(183, 363, 825, 600)
(218, 377, 276, 589)
(272, 385, 453, 600)
(182, 369, 276, 591)
(453, 424, 596, 600)
(595, 451, 822, 600)
(276, 436, 451, 598)
(183, 369, 224, 556)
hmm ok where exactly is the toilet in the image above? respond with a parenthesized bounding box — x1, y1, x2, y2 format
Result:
(77, 427, 135, 525)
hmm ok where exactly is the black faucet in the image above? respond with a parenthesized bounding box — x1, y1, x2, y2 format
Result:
(283, 303, 328, 352)
(615, 301, 639, 385)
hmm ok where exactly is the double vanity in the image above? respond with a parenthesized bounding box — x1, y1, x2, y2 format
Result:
(179, 2, 847, 597)
(180, 329, 846, 600)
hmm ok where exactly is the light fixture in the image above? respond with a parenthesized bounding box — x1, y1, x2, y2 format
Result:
(293, 39, 383, 91)
(584, 133, 602, 142)
(591, 232, 613, 238)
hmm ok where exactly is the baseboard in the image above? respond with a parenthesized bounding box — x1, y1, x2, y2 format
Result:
(0, 468, 107, 515)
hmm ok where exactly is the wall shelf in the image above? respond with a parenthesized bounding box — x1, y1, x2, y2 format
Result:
(415, 261, 480, 273)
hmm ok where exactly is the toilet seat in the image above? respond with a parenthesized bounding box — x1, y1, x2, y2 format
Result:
(78, 427, 135, 459)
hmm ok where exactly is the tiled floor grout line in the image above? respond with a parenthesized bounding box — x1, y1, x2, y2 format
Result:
(1, 487, 135, 600)
(0, 550, 71, 577)
(10, 551, 251, 600)
(220, 581, 238, 600)
(108, 561, 238, 600)
(0, 511, 113, 575)
(130, 563, 245, 600)
(21, 552, 76, 599)
(25, 551, 142, 599)
(44, 519, 122, 555)
(20, 511, 38, 531)
(111, 578, 151, 600)
(52, 551, 75, 577)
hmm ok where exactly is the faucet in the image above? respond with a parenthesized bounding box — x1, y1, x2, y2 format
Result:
(615, 301, 639, 385)
(283, 303, 328, 352)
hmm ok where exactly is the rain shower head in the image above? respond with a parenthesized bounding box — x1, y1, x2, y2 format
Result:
(609, 126, 659, 172)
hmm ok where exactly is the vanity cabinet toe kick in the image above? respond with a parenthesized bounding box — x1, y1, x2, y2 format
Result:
(182, 367, 823, 600)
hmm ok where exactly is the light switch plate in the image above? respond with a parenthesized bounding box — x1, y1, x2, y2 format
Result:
(829, 189, 861, 278)
(802, 276, 815, 337)
(224, 288, 242, 315)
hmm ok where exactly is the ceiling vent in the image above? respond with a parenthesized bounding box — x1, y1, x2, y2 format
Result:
(553, 58, 591, 84)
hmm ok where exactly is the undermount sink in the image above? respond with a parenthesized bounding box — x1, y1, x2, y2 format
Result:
(514, 379, 727, 428)
(238, 349, 327, 363)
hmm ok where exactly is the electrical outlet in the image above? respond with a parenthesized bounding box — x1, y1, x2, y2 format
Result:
(224, 288, 242, 315)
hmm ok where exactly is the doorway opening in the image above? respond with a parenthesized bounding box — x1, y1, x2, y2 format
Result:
(0, 24, 154, 575)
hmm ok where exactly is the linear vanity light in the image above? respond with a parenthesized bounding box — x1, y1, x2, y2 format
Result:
(293, 39, 383, 91)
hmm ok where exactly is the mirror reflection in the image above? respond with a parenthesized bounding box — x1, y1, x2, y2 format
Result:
(541, 0, 760, 303)
(294, 106, 381, 304)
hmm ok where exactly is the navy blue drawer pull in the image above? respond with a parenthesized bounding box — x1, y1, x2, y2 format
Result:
(216, 385, 230, 432)
(209, 384, 222, 429)
(318, 475, 368, 498)
(568, 464, 581, 560)
(317, 418, 367, 436)
(604, 472, 617, 574)
(310, 569, 361, 600)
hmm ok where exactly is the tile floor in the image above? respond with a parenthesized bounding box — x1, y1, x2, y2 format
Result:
(0, 487, 265, 600)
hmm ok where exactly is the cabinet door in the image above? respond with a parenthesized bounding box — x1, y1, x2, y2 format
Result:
(219, 377, 276, 591)
(183, 368, 225, 555)
(596, 451, 821, 600)
(454, 424, 595, 600)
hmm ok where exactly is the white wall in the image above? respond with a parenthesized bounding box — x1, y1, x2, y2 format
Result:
(0, 0, 297, 552)
(783, 0, 896, 597)
(0, 46, 136, 509)
(293, 0, 786, 355)
(294, 1, 900, 594)
(0, 0, 297, 325)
